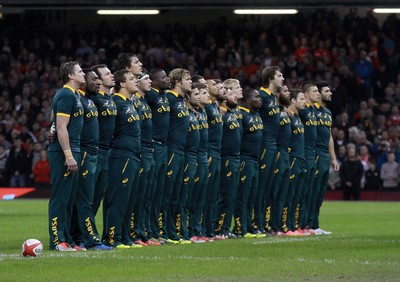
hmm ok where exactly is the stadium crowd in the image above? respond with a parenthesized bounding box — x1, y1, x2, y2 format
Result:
(0, 9, 399, 196)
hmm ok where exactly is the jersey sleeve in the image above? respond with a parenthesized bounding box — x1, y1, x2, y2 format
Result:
(56, 92, 75, 117)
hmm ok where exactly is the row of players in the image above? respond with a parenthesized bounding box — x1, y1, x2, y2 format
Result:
(48, 53, 338, 251)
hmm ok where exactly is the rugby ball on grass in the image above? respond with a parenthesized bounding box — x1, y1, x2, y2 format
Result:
(22, 239, 43, 257)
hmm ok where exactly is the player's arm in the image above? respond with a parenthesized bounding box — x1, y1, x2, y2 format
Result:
(329, 132, 339, 172)
(56, 114, 78, 172)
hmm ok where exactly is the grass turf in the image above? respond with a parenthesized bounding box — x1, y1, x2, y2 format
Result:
(0, 200, 399, 281)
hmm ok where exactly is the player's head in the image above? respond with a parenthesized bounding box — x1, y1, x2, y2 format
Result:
(116, 53, 143, 76)
(169, 68, 192, 92)
(261, 66, 284, 89)
(149, 68, 170, 90)
(60, 61, 84, 84)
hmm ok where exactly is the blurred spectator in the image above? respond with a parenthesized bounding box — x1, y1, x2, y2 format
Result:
(0, 145, 9, 186)
(364, 161, 382, 190)
(380, 152, 399, 190)
(340, 144, 364, 200)
(32, 149, 50, 190)
(353, 49, 373, 99)
(6, 137, 29, 187)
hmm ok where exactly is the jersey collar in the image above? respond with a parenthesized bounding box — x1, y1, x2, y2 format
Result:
(238, 106, 250, 113)
(63, 85, 76, 93)
(260, 87, 272, 96)
(114, 93, 128, 101)
(151, 87, 160, 93)
(166, 90, 179, 97)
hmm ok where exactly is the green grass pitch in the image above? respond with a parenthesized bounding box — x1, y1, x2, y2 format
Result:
(0, 199, 399, 281)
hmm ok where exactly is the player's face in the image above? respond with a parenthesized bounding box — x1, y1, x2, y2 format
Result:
(138, 76, 152, 92)
(206, 80, 218, 98)
(71, 65, 85, 85)
(125, 72, 138, 94)
(198, 78, 207, 85)
(320, 86, 332, 103)
(152, 70, 170, 90)
(277, 85, 290, 106)
(129, 56, 143, 76)
(271, 71, 285, 88)
(231, 83, 243, 100)
(248, 91, 262, 110)
(217, 83, 226, 100)
(294, 92, 306, 110)
(99, 67, 115, 88)
(225, 88, 238, 108)
(179, 74, 192, 93)
(199, 88, 210, 106)
(305, 86, 320, 103)
(188, 88, 200, 107)
(86, 71, 101, 93)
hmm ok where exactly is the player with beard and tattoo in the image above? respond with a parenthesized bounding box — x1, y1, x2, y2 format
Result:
(271, 85, 292, 235)
(256, 66, 284, 235)
(232, 88, 264, 238)
(203, 79, 224, 241)
(309, 81, 339, 235)
(223, 78, 243, 131)
(214, 87, 241, 239)
(144, 69, 171, 244)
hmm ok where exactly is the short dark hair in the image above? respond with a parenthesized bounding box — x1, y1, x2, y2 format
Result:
(261, 66, 281, 86)
(116, 53, 137, 71)
(59, 61, 79, 84)
(316, 80, 330, 92)
(301, 81, 316, 93)
(191, 75, 204, 84)
(193, 82, 207, 90)
(91, 64, 107, 80)
(149, 68, 165, 80)
(114, 69, 130, 92)
(289, 88, 303, 100)
(242, 88, 257, 101)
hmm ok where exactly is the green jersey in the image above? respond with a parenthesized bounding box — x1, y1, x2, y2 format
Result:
(221, 106, 241, 159)
(239, 106, 263, 161)
(204, 100, 223, 158)
(277, 105, 291, 150)
(289, 113, 305, 159)
(298, 103, 317, 159)
(314, 103, 332, 157)
(232, 106, 243, 136)
(184, 109, 200, 165)
(90, 90, 117, 152)
(109, 93, 141, 161)
(145, 87, 170, 144)
(196, 107, 209, 164)
(258, 87, 280, 149)
(79, 90, 99, 155)
(136, 93, 153, 154)
(166, 90, 190, 154)
(48, 85, 83, 152)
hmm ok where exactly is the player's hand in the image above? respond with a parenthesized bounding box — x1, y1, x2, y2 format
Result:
(331, 159, 340, 172)
(66, 157, 78, 172)
(284, 107, 294, 118)
(47, 131, 56, 144)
